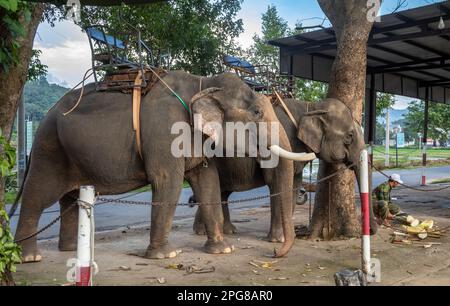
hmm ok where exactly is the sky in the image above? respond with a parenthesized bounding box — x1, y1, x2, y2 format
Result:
(34, 0, 441, 108)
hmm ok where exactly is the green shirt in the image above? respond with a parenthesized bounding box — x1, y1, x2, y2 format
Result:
(372, 181, 392, 202)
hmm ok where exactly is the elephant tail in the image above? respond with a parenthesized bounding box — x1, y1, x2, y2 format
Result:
(8, 152, 31, 218)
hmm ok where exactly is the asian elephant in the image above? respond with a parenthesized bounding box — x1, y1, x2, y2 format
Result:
(11, 71, 311, 263)
(192, 97, 377, 240)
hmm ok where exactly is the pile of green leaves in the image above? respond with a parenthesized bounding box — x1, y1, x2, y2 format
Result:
(0, 130, 21, 283)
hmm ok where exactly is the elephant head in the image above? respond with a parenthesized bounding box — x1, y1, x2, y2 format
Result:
(296, 98, 365, 168)
(294, 98, 377, 234)
(188, 73, 316, 256)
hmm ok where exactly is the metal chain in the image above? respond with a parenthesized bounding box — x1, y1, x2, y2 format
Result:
(96, 164, 355, 207)
(13, 201, 78, 243)
(12, 190, 147, 243)
(371, 162, 450, 192)
(12, 163, 355, 243)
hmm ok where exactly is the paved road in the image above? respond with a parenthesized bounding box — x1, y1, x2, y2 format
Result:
(7, 165, 450, 241)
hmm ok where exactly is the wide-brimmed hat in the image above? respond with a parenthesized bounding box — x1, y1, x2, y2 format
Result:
(390, 173, 403, 184)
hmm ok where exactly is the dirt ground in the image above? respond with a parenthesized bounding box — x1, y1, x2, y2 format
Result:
(15, 184, 450, 286)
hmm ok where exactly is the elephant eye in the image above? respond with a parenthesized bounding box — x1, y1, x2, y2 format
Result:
(344, 131, 353, 145)
(253, 108, 263, 118)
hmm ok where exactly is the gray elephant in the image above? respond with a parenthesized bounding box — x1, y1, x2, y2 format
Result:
(11, 71, 310, 263)
(192, 97, 377, 240)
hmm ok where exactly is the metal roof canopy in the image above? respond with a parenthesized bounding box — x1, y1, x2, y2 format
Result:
(269, 2, 450, 105)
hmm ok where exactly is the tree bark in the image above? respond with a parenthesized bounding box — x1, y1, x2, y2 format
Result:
(0, 3, 43, 287)
(310, 0, 377, 239)
(0, 3, 44, 139)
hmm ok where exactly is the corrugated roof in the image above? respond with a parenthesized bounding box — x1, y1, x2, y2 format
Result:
(269, 2, 450, 104)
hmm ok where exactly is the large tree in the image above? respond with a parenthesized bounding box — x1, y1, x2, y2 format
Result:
(248, 5, 289, 73)
(0, 0, 44, 286)
(404, 101, 450, 146)
(310, 0, 379, 239)
(81, 0, 243, 76)
(248, 5, 327, 101)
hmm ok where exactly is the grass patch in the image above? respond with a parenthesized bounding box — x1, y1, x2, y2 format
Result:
(431, 178, 450, 184)
(5, 191, 17, 204)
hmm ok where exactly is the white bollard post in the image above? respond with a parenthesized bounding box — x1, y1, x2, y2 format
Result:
(76, 185, 95, 286)
(359, 150, 371, 275)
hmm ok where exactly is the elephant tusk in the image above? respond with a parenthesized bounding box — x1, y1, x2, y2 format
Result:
(269, 145, 316, 162)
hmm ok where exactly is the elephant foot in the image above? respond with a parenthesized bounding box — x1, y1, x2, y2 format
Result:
(267, 229, 285, 243)
(21, 247, 42, 263)
(58, 239, 77, 252)
(204, 239, 235, 254)
(223, 222, 238, 235)
(145, 244, 182, 259)
(193, 222, 207, 235)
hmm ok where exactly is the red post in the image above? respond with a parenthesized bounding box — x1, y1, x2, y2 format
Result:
(359, 150, 370, 274)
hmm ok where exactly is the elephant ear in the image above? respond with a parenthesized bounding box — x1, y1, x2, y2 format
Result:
(297, 111, 327, 154)
(191, 87, 224, 142)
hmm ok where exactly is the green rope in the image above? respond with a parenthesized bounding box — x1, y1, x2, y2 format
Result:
(173, 92, 190, 112)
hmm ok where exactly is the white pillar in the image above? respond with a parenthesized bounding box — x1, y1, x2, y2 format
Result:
(76, 185, 95, 286)
(385, 109, 390, 167)
(359, 150, 371, 275)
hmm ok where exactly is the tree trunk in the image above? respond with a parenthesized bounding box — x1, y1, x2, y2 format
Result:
(310, 0, 377, 239)
(0, 3, 44, 139)
(0, 3, 44, 287)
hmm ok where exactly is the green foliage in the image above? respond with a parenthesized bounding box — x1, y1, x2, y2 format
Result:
(0, 0, 29, 73)
(0, 130, 21, 282)
(248, 5, 288, 73)
(80, 0, 243, 76)
(27, 49, 47, 81)
(23, 76, 69, 121)
(1, 2, 49, 79)
(0, 209, 21, 275)
(0, 131, 15, 178)
(293, 79, 328, 102)
(404, 101, 450, 146)
(247, 5, 327, 103)
(376, 92, 395, 117)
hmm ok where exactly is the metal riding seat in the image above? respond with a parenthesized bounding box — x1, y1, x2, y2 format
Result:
(223, 55, 272, 93)
(223, 55, 294, 98)
(85, 25, 170, 92)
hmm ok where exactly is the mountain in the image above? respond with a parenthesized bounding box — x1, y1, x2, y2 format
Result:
(23, 76, 70, 121)
(46, 73, 71, 88)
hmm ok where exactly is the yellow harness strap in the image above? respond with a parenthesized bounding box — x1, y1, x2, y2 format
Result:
(274, 90, 298, 129)
(133, 71, 143, 159)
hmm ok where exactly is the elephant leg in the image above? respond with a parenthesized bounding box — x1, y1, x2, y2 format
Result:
(187, 163, 234, 254)
(192, 195, 207, 235)
(58, 191, 79, 251)
(268, 172, 302, 243)
(145, 172, 184, 259)
(221, 191, 237, 235)
(193, 191, 236, 235)
(15, 168, 72, 263)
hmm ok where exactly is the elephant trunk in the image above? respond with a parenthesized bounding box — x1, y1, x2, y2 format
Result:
(271, 127, 296, 258)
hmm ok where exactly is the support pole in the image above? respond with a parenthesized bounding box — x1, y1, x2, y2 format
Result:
(385, 109, 390, 167)
(364, 76, 376, 211)
(359, 150, 371, 275)
(76, 185, 95, 286)
(364, 75, 376, 165)
(17, 94, 26, 188)
(422, 87, 429, 186)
